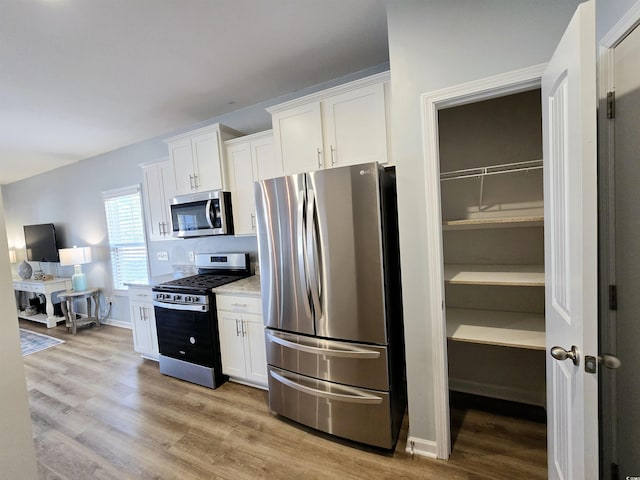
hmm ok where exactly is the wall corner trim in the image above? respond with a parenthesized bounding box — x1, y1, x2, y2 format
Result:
(405, 436, 439, 459)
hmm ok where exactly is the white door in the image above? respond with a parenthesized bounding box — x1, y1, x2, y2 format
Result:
(542, 1, 598, 479)
(226, 142, 256, 235)
(191, 129, 224, 192)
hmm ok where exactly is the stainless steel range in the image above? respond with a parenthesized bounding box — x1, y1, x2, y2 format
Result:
(152, 252, 251, 389)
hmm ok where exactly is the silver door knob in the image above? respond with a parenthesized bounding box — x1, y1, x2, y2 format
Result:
(551, 345, 580, 366)
(600, 354, 622, 369)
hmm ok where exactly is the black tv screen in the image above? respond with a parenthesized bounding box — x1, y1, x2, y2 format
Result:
(24, 223, 60, 262)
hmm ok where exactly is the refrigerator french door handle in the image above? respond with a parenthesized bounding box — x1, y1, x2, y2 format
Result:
(296, 189, 312, 319)
(267, 332, 381, 359)
(305, 188, 322, 318)
(269, 370, 383, 405)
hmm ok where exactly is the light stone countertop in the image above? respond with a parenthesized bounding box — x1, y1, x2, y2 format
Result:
(213, 275, 261, 297)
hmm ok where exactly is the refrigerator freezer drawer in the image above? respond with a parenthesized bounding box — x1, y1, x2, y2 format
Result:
(266, 329, 390, 391)
(267, 366, 394, 449)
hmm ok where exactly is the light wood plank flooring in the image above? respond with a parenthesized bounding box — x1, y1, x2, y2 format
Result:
(20, 320, 547, 479)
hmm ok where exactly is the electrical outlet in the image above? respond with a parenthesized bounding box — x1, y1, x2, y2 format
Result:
(157, 251, 169, 261)
(188, 251, 195, 262)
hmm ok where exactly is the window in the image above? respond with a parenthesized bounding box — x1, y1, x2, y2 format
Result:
(103, 185, 149, 290)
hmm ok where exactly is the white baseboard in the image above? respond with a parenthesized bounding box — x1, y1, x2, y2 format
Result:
(405, 436, 439, 459)
(449, 378, 545, 407)
(100, 318, 132, 330)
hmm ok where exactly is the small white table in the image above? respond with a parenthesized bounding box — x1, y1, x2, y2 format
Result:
(13, 277, 72, 328)
(58, 288, 101, 334)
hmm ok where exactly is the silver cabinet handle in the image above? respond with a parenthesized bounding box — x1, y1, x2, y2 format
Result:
(316, 147, 322, 168)
(330, 145, 336, 166)
(235, 319, 241, 337)
(551, 345, 580, 366)
(267, 332, 380, 359)
(193, 174, 199, 189)
(189, 174, 195, 190)
(231, 302, 248, 308)
(269, 370, 382, 405)
(241, 320, 247, 337)
(250, 213, 256, 230)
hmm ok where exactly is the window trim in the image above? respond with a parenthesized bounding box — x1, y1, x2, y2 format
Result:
(102, 184, 150, 292)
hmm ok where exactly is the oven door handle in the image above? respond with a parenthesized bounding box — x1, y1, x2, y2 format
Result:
(152, 300, 209, 312)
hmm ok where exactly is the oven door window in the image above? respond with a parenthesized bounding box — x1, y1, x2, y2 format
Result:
(154, 306, 217, 367)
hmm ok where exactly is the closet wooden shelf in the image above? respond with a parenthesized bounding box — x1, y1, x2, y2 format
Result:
(444, 264, 545, 286)
(442, 216, 544, 230)
(446, 307, 545, 350)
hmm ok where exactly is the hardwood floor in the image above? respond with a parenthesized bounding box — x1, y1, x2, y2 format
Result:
(19, 320, 547, 479)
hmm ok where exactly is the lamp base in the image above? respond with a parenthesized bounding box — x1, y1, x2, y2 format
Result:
(72, 270, 87, 292)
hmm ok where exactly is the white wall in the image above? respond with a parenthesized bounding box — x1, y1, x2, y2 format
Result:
(386, 0, 581, 451)
(0, 190, 38, 479)
(2, 63, 388, 325)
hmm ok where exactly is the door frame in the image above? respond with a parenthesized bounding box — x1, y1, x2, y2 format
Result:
(419, 63, 547, 459)
(597, 2, 640, 477)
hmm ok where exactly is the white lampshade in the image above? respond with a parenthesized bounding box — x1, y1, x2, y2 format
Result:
(59, 246, 92, 266)
(59, 246, 92, 291)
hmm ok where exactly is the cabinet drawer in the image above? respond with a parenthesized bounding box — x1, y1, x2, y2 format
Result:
(14, 282, 44, 294)
(128, 288, 153, 303)
(215, 294, 262, 315)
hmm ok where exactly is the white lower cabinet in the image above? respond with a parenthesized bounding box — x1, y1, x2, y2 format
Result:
(216, 294, 267, 389)
(128, 286, 159, 361)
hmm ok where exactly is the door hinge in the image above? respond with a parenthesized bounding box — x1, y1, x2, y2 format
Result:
(609, 285, 618, 311)
(607, 91, 616, 119)
(611, 461, 619, 480)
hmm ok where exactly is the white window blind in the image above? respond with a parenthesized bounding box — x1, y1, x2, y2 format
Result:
(103, 185, 149, 290)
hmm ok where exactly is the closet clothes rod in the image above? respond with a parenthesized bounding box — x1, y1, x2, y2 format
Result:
(439, 159, 543, 182)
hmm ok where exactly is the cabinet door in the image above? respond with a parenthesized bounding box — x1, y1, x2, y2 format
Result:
(322, 83, 388, 168)
(243, 313, 268, 386)
(145, 305, 159, 359)
(192, 129, 225, 192)
(130, 301, 152, 355)
(142, 161, 175, 241)
(168, 138, 195, 195)
(226, 142, 257, 235)
(218, 312, 246, 378)
(252, 135, 282, 181)
(272, 102, 323, 175)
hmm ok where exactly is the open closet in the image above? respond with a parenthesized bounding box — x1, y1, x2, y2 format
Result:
(438, 89, 547, 412)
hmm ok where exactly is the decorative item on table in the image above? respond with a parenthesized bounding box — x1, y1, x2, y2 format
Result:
(59, 246, 92, 291)
(18, 260, 32, 280)
(33, 270, 44, 280)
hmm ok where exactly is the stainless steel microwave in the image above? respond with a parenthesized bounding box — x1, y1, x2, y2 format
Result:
(170, 190, 234, 238)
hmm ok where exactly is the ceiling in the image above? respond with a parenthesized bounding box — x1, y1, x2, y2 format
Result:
(0, 0, 390, 185)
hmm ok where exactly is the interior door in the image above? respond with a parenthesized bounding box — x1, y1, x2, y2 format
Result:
(542, 2, 598, 479)
(612, 22, 640, 479)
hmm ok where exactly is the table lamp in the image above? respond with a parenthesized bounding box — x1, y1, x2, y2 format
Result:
(59, 246, 92, 291)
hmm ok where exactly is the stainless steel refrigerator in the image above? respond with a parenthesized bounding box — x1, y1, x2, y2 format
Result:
(254, 162, 406, 449)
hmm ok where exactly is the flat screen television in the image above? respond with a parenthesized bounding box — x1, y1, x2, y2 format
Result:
(24, 223, 60, 263)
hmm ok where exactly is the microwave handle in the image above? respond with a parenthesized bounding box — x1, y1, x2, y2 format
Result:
(205, 199, 216, 229)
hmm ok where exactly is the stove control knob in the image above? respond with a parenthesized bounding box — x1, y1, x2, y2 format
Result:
(173, 294, 182, 302)
(184, 296, 193, 303)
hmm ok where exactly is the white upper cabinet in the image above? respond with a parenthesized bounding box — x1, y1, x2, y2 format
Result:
(141, 159, 176, 241)
(271, 102, 324, 173)
(322, 83, 388, 169)
(164, 123, 242, 196)
(225, 130, 281, 235)
(268, 72, 390, 175)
